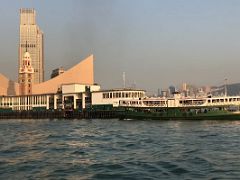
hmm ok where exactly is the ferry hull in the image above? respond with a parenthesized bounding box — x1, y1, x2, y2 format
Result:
(120, 113, 240, 120)
(118, 109, 240, 120)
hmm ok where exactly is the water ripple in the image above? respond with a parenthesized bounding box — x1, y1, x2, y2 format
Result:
(0, 119, 240, 179)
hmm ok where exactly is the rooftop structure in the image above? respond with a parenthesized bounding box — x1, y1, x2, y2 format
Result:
(51, 67, 64, 79)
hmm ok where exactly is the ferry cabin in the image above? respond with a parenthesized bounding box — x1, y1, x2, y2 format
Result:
(119, 94, 240, 108)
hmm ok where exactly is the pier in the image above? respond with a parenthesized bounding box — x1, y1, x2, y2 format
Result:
(0, 109, 119, 119)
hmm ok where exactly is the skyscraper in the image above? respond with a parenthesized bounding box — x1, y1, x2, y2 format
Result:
(19, 8, 44, 84)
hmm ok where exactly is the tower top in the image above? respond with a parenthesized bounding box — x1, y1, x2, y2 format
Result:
(20, 8, 35, 14)
(20, 8, 36, 25)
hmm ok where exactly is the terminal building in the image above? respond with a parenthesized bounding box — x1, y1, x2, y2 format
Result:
(0, 54, 145, 111)
(0, 55, 100, 111)
(0, 8, 145, 112)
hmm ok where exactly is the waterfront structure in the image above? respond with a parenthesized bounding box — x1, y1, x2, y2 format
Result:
(0, 54, 98, 111)
(0, 83, 100, 111)
(19, 8, 44, 84)
(0, 8, 146, 113)
(19, 50, 34, 95)
(51, 67, 64, 79)
(0, 55, 94, 96)
(91, 89, 146, 108)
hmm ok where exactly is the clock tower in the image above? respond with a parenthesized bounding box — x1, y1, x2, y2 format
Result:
(19, 43, 34, 95)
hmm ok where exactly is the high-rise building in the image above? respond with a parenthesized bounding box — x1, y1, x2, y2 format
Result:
(19, 8, 44, 84)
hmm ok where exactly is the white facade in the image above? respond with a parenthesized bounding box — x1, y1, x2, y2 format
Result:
(0, 84, 101, 111)
(119, 95, 240, 108)
(91, 89, 146, 107)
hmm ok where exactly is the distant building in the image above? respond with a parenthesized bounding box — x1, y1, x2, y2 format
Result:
(51, 67, 65, 79)
(160, 90, 168, 97)
(169, 85, 176, 95)
(182, 82, 187, 91)
(19, 8, 44, 84)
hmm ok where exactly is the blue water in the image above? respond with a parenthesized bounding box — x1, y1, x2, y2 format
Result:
(0, 119, 240, 179)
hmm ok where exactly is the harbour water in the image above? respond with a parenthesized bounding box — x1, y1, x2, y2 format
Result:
(0, 119, 240, 179)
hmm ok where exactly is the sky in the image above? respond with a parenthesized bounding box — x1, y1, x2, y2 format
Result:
(1, 0, 240, 93)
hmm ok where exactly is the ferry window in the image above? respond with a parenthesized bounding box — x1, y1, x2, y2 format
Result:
(119, 92, 121, 98)
(122, 92, 124, 98)
(208, 100, 211, 103)
(113, 93, 116, 98)
(110, 93, 112, 98)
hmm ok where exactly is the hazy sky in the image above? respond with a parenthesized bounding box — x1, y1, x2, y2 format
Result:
(1, 0, 240, 93)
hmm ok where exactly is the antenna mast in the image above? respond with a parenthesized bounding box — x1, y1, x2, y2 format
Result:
(224, 78, 228, 97)
(123, 72, 126, 88)
(25, 41, 28, 52)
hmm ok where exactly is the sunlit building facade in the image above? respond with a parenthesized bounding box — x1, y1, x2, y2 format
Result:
(0, 55, 96, 110)
(19, 8, 44, 84)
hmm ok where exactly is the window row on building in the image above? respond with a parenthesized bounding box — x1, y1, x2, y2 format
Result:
(102, 91, 144, 99)
(20, 44, 36, 48)
(0, 95, 49, 107)
(208, 97, 240, 103)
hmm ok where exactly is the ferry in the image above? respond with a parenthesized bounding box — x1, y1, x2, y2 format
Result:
(118, 93, 240, 120)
